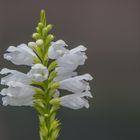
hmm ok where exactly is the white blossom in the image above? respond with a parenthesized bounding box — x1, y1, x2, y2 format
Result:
(27, 64, 48, 82)
(54, 45, 87, 81)
(57, 45, 87, 71)
(60, 91, 93, 109)
(59, 74, 93, 93)
(1, 82, 34, 106)
(48, 40, 68, 59)
(4, 44, 37, 66)
(0, 68, 31, 85)
(54, 67, 77, 81)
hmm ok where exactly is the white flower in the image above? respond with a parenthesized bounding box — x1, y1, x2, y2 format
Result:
(0, 68, 31, 85)
(60, 91, 93, 109)
(4, 44, 37, 66)
(1, 82, 35, 98)
(59, 74, 93, 93)
(1, 82, 35, 106)
(48, 40, 68, 59)
(57, 45, 87, 70)
(27, 64, 48, 82)
(54, 45, 87, 81)
(0, 64, 48, 106)
(54, 67, 77, 81)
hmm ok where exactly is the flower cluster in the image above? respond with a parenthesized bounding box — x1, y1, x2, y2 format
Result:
(0, 40, 93, 109)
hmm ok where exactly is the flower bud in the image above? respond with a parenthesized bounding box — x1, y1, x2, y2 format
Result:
(28, 42, 37, 48)
(38, 22, 44, 28)
(32, 33, 40, 39)
(36, 39, 44, 46)
(42, 24, 53, 35)
(36, 27, 40, 32)
(47, 34, 54, 41)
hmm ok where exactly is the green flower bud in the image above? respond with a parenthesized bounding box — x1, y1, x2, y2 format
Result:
(38, 22, 44, 28)
(36, 27, 40, 32)
(32, 33, 40, 39)
(42, 24, 53, 35)
(47, 34, 54, 41)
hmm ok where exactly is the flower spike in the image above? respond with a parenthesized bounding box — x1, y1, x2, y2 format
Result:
(0, 10, 93, 140)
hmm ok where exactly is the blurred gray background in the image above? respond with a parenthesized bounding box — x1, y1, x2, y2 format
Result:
(0, 0, 140, 140)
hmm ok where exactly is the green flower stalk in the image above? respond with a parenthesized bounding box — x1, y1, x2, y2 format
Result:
(0, 10, 93, 140)
(32, 10, 60, 140)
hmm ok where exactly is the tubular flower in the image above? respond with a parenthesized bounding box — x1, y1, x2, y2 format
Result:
(48, 40, 68, 59)
(59, 74, 93, 93)
(60, 91, 92, 109)
(4, 44, 37, 66)
(0, 10, 93, 140)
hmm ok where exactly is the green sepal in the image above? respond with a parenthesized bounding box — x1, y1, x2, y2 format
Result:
(48, 82, 60, 90)
(33, 57, 42, 64)
(49, 98, 60, 105)
(32, 80, 45, 90)
(39, 116, 49, 137)
(48, 61, 57, 72)
(48, 71, 57, 81)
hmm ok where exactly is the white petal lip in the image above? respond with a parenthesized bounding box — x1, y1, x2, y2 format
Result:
(69, 45, 87, 54)
(59, 74, 93, 93)
(48, 40, 68, 59)
(4, 44, 37, 66)
(60, 91, 92, 110)
(54, 71, 77, 82)
(27, 64, 48, 82)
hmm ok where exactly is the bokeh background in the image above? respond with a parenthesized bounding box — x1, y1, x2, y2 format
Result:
(0, 0, 140, 140)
